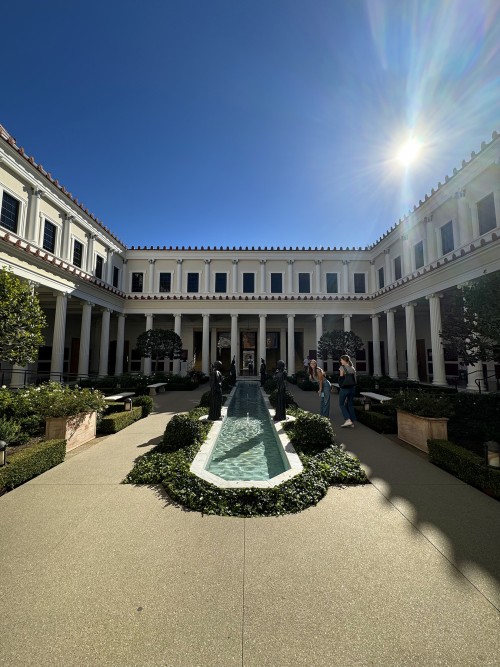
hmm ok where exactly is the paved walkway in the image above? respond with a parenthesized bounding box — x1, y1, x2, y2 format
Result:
(1, 383, 499, 667)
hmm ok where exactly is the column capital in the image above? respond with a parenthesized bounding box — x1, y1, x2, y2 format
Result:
(202, 313, 210, 320)
(260, 259, 267, 265)
(384, 308, 396, 314)
(177, 259, 183, 264)
(232, 259, 239, 265)
(402, 301, 417, 309)
(122, 258, 128, 265)
(401, 233, 409, 241)
(32, 187, 45, 198)
(52, 290, 68, 299)
(117, 312, 126, 319)
(315, 314, 323, 320)
(29, 280, 39, 290)
(144, 313, 155, 319)
(86, 232, 96, 240)
(204, 258, 211, 264)
(370, 313, 381, 319)
(287, 259, 294, 265)
(424, 215, 434, 223)
(149, 258, 156, 265)
(426, 293, 443, 300)
(342, 259, 350, 265)
(259, 313, 267, 319)
(315, 259, 322, 265)
(64, 212, 74, 222)
(102, 307, 113, 314)
(369, 259, 375, 265)
(107, 248, 114, 256)
(454, 189, 466, 199)
(287, 313, 295, 319)
(342, 313, 352, 319)
(83, 300, 95, 308)
(384, 248, 391, 255)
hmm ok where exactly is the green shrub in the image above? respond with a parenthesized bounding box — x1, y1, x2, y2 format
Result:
(284, 412, 336, 453)
(199, 390, 211, 407)
(428, 439, 500, 499)
(0, 439, 66, 491)
(263, 378, 277, 393)
(390, 390, 454, 418)
(160, 413, 206, 452)
(133, 395, 154, 418)
(0, 417, 21, 443)
(447, 393, 500, 454)
(97, 407, 142, 434)
(354, 408, 397, 433)
(268, 388, 297, 410)
(17, 382, 108, 418)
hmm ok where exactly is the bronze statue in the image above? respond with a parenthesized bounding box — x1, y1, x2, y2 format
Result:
(208, 361, 223, 420)
(274, 359, 287, 421)
(230, 356, 237, 386)
(260, 358, 266, 386)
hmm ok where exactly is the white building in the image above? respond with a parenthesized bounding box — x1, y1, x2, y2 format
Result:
(1, 124, 499, 390)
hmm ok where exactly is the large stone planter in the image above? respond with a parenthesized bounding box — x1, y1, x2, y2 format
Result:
(397, 410, 448, 453)
(45, 411, 97, 452)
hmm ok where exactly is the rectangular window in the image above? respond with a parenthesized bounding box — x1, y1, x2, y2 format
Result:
(353, 273, 366, 293)
(394, 256, 402, 281)
(378, 267, 384, 289)
(95, 254, 104, 279)
(270, 273, 283, 293)
(214, 272, 227, 293)
(477, 193, 496, 235)
(441, 220, 454, 255)
(1, 192, 19, 233)
(42, 220, 56, 253)
(113, 266, 119, 288)
(131, 272, 144, 292)
(187, 272, 199, 292)
(298, 273, 310, 293)
(159, 272, 171, 292)
(73, 239, 83, 268)
(243, 273, 255, 293)
(414, 240, 424, 269)
(326, 273, 338, 293)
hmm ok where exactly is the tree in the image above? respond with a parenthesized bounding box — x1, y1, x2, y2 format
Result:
(135, 329, 183, 370)
(440, 272, 500, 365)
(317, 330, 364, 360)
(0, 267, 46, 365)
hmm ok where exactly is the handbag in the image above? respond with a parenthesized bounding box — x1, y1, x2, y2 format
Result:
(341, 371, 356, 387)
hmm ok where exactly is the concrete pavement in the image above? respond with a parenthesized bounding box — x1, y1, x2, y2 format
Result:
(1, 382, 499, 666)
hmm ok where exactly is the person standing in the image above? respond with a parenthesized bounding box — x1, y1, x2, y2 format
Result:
(338, 354, 357, 428)
(308, 359, 331, 418)
(260, 358, 266, 386)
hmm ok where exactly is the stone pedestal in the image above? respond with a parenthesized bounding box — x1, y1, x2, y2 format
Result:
(397, 410, 448, 453)
(45, 411, 97, 451)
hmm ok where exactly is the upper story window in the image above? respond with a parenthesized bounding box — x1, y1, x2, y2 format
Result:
(73, 239, 83, 268)
(378, 267, 384, 289)
(440, 220, 454, 255)
(131, 272, 143, 292)
(326, 272, 338, 293)
(242, 273, 254, 293)
(270, 273, 282, 293)
(354, 273, 366, 293)
(42, 220, 56, 253)
(215, 272, 227, 293)
(159, 272, 171, 292)
(298, 273, 310, 293)
(394, 256, 402, 281)
(113, 266, 120, 288)
(477, 193, 496, 235)
(414, 240, 424, 269)
(95, 254, 104, 279)
(1, 192, 19, 233)
(187, 272, 199, 292)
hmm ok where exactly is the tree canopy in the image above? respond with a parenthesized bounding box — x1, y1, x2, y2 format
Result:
(440, 272, 500, 365)
(135, 328, 183, 363)
(0, 267, 46, 365)
(317, 330, 364, 360)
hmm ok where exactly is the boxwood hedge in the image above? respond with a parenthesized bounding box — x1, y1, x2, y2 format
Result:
(0, 439, 66, 492)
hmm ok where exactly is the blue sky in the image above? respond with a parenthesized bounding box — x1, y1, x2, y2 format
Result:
(2, 0, 499, 249)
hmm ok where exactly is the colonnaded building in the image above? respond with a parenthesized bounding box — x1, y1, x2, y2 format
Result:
(1, 124, 499, 391)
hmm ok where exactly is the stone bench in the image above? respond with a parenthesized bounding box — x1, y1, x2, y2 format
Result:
(359, 391, 392, 410)
(147, 382, 168, 396)
(105, 391, 135, 401)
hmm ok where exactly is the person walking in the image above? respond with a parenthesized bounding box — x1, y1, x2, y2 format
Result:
(338, 354, 357, 428)
(308, 358, 331, 418)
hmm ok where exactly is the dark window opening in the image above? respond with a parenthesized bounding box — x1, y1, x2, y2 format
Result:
(1, 192, 19, 233)
(43, 220, 56, 253)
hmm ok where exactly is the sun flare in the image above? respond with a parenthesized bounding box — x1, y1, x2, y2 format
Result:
(397, 137, 422, 166)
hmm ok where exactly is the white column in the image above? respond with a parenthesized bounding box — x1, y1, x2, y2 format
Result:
(98, 308, 111, 377)
(232, 259, 239, 294)
(173, 314, 182, 374)
(204, 259, 211, 293)
(115, 313, 126, 376)
(384, 249, 392, 284)
(106, 250, 115, 284)
(466, 359, 485, 392)
(401, 234, 410, 276)
(280, 326, 286, 364)
(258, 314, 267, 365)
(121, 259, 128, 292)
(468, 196, 480, 238)
(287, 314, 295, 374)
(202, 314, 210, 375)
(287, 260, 294, 293)
(425, 216, 437, 263)
(148, 259, 156, 293)
(61, 214, 73, 262)
(26, 188, 43, 243)
(404, 302, 419, 381)
(343, 313, 351, 332)
(371, 314, 382, 377)
(260, 259, 266, 294)
(211, 327, 217, 366)
(315, 260, 322, 294)
(143, 314, 153, 375)
(342, 260, 350, 293)
(10, 364, 28, 389)
(176, 259, 183, 294)
(426, 294, 446, 386)
(78, 301, 93, 378)
(369, 260, 376, 293)
(230, 314, 238, 370)
(86, 233, 95, 274)
(50, 292, 68, 381)
(385, 309, 398, 379)
(315, 314, 323, 351)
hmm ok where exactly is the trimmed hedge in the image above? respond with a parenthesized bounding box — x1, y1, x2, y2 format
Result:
(354, 408, 397, 433)
(284, 412, 336, 453)
(0, 439, 66, 492)
(428, 439, 500, 499)
(268, 388, 297, 409)
(133, 395, 154, 418)
(98, 407, 142, 434)
(160, 413, 210, 452)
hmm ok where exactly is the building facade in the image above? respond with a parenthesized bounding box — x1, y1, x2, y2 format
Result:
(1, 124, 499, 390)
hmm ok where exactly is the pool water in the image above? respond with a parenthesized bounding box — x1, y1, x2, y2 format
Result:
(206, 382, 289, 481)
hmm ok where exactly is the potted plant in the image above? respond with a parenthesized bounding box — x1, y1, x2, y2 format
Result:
(18, 383, 107, 451)
(391, 391, 453, 453)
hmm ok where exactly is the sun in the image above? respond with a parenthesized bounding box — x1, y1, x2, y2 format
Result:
(397, 137, 422, 166)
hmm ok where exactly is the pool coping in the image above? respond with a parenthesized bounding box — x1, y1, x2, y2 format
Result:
(190, 383, 303, 488)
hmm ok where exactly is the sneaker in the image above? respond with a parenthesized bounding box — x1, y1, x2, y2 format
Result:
(340, 419, 353, 428)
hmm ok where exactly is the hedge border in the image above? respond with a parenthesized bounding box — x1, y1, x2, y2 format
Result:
(98, 406, 142, 434)
(0, 438, 66, 492)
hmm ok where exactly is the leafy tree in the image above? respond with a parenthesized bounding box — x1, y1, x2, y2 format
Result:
(440, 272, 500, 364)
(0, 267, 46, 365)
(135, 329, 183, 369)
(317, 330, 364, 360)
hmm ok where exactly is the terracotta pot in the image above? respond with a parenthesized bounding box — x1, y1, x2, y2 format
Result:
(396, 410, 448, 453)
(45, 411, 97, 451)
